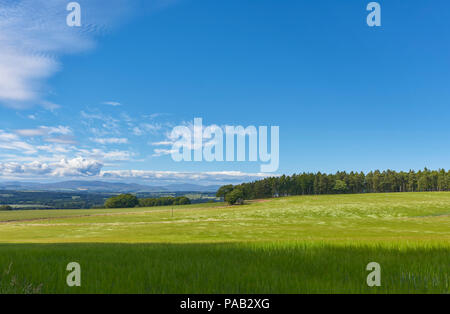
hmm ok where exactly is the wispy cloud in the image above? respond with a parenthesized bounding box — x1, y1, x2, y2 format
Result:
(76, 148, 132, 161)
(0, 130, 37, 154)
(151, 120, 206, 156)
(16, 125, 72, 137)
(81, 110, 121, 136)
(152, 148, 178, 157)
(103, 101, 122, 107)
(45, 136, 77, 145)
(132, 123, 163, 136)
(0, 0, 137, 109)
(91, 137, 129, 144)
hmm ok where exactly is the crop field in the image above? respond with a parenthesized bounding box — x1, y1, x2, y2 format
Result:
(0, 192, 449, 294)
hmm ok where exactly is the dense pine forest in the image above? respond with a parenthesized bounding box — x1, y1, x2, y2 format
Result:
(217, 169, 450, 203)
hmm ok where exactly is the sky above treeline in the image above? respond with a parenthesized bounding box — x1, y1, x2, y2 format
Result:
(0, 0, 449, 185)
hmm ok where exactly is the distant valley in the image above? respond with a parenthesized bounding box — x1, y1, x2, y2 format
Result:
(0, 180, 220, 193)
(0, 181, 220, 210)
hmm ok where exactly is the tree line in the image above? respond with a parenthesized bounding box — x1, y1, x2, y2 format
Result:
(104, 194, 191, 209)
(217, 169, 450, 203)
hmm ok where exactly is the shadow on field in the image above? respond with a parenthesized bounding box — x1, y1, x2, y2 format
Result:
(0, 243, 448, 294)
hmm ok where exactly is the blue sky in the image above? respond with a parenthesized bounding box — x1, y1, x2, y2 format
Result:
(0, 0, 449, 185)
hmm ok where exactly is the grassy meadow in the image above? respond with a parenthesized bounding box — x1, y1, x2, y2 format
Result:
(0, 192, 449, 293)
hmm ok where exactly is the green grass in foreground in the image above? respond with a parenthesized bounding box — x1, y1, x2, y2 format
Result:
(0, 192, 449, 293)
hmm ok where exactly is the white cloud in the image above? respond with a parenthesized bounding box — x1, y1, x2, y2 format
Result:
(151, 121, 206, 156)
(101, 170, 271, 184)
(0, 130, 37, 154)
(16, 126, 72, 137)
(91, 137, 128, 144)
(76, 148, 132, 161)
(0, 157, 103, 178)
(52, 157, 103, 177)
(132, 126, 144, 136)
(13, 125, 75, 146)
(45, 136, 77, 145)
(0, 161, 50, 176)
(1, 128, 131, 164)
(0, 157, 271, 184)
(152, 148, 178, 157)
(0, 48, 59, 106)
(151, 141, 173, 146)
(0, 130, 19, 142)
(141, 123, 163, 133)
(132, 123, 163, 136)
(40, 101, 61, 111)
(103, 101, 122, 107)
(36, 144, 71, 154)
(0, 0, 137, 109)
(81, 110, 121, 136)
(146, 113, 166, 119)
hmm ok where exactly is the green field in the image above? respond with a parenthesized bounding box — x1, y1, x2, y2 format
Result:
(0, 192, 449, 293)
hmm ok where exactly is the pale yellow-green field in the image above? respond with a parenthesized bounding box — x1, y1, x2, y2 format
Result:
(0, 192, 449, 293)
(0, 192, 449, 245)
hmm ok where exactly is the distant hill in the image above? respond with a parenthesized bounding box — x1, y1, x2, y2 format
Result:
(163, 183, 221, 192)
(0, 181, 220, 193)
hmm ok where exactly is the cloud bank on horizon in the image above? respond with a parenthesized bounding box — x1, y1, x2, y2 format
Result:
(0, 118, 274, 184)
(0, 157, 271, 185)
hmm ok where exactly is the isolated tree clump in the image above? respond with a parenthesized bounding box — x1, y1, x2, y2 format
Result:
(0, 205, 13, 211)
(104, 194, 139, 209)
(225, 188, 244, 205)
